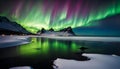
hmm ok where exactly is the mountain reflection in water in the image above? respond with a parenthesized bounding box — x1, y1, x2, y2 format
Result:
(0, 37, 120, 69)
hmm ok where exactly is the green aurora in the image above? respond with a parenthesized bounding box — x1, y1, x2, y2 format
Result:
(0, 0, 120, 33)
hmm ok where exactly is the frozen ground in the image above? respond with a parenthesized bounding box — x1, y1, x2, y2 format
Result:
(9, 66, 32, 69)
(0, 35, 120, 48)
(54, 54, 120, 69)
(40, 36, 120, 42)
(0, 36, 30, 48)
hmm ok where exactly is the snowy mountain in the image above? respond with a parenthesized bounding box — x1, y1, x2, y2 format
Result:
(37, 27, 75, 36)
(0, 16, 31, 35)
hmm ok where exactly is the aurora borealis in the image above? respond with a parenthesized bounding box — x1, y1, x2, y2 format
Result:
(0, 0, 120, 33)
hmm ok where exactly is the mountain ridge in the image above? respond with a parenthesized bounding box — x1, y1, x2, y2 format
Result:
(37, 27, 75, 36)
(0, 16, 32, 35)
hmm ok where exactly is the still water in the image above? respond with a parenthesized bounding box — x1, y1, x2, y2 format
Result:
(0, 37, 120, 69)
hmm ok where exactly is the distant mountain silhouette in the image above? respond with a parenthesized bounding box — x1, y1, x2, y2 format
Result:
(49, 28, 54, 32)
(37, 28, 46, 34)
(59, 27, 75, 35)
(0, 16, 32, 35)
(37, 27, 75, 36)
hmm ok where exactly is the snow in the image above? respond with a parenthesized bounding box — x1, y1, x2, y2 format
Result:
(0, 36, 30, 48)
(54, 54, 120, 69)
(9, 66, 32, 69)
(40, 31, 73, 36)
(42, 36, 120, 42)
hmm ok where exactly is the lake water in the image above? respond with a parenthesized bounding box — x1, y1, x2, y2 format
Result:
(0, 36, 120, 69)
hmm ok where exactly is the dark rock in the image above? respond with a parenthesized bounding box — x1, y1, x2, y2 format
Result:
(60, 27, 75, 35)
(37, 28, 46, 34)
(49, 28, 54, 32)
(0, 16, 10, 22)
(0, 16, 32, 35)
(37, 27, 75, 36)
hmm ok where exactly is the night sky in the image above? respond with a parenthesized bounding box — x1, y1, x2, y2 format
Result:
(0, 0, 120, 33)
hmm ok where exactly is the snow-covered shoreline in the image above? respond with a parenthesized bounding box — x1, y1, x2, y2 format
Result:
(0, 36, 30, 48)
(39, 36, 120, 42)
(54, 54, 120, 69)
(0, 35, 120, 48)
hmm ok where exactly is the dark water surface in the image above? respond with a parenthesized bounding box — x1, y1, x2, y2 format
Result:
(0, 37, 120, 69)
